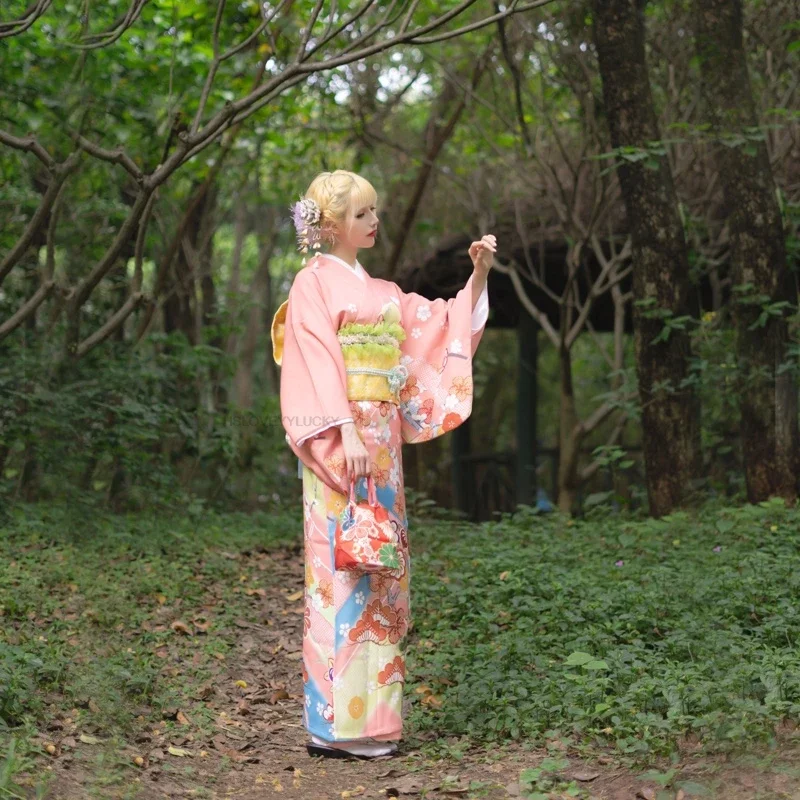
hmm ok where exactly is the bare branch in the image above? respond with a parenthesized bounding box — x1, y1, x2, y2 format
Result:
(579, 395, 636, 441)
(75, 292, 145, 358)
(330, 1, 400, 62)
(295, 0, 326, 63)
(400, 0, 422, 33)
(0, 152, 80, 286)
(65, 0, 147, 49)
(70, 189, 154, 311)
(305, 1, 378, 60)
(493, 258, 560, 346)
(0, 0, 52, 39)
(565, 241, 628, 349)
(44, 186, 65, 281)
(405, 0, 554, 45)
(132, 193, 156, 296)
(175, 0, 554, 169)
(321, 0, 339, 42)
(190, 0, 228, 135)
(72, 133, 144, 181)
(0, 281, 55, 341)
(217, 0, 291, 64)
(0, 129, 56, 170)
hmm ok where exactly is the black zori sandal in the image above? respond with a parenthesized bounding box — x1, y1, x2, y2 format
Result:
(306, 742, 374, 760)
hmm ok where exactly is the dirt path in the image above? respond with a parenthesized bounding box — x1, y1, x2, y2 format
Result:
(38, 544, 800, 799)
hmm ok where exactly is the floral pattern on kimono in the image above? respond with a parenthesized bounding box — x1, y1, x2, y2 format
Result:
(275, 253, 488, 743)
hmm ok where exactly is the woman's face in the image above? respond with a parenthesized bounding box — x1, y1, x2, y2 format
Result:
(336, 200, 379, 250)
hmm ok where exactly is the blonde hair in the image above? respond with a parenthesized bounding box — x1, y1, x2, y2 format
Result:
(304, 170, 377, 242)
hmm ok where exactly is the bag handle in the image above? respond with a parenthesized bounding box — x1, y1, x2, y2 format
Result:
(349, 474, 378, 507)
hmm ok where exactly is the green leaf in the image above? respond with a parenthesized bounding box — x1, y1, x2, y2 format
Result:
(565, 651, 593, 666)
(676, 780, 710, 795)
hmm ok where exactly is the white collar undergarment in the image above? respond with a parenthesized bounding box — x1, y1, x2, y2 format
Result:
(318, 253, 366, 283)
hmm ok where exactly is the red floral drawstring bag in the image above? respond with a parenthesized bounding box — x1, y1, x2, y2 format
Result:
(335, 475, 405, 575)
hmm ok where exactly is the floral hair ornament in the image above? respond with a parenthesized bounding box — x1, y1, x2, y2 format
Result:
(291, 197, 323, 263)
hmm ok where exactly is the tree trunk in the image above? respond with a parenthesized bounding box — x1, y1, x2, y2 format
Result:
(592, 0, 701, 517)
(557, 343, 582, 513)
(693, 0, 799, 503)
(234, 240, 276, 409)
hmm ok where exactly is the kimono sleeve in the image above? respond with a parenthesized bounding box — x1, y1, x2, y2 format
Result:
(392, 272, 489, 444)
(279, 268, 353, 495)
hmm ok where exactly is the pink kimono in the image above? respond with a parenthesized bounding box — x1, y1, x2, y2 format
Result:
(274, 252, 488, 743)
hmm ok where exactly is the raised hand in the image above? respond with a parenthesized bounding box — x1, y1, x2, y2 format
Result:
(468, 234, 497, 275)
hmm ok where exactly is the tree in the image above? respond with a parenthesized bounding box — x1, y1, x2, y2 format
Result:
(692, 0, 799, 503)
(0, 1, 552, 356)
(591, 0, 701, 516)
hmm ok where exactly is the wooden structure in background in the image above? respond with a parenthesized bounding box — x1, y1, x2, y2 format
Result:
(395, 234, 718, 520)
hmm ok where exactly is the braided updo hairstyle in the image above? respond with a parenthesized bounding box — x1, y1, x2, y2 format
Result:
(303, 170, 378, 244)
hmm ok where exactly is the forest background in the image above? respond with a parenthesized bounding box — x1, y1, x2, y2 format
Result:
(2, 2, 800, 798)
(2, 0, 797, 521)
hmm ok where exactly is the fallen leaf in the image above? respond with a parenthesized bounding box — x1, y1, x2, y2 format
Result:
(636, 790, 656, 800)
(269, 690, 290, 704)
(377, 769, 402, 779)
(168, 746, 193, 758)
(572, 769, 600, 782)
(421, 694, 443, 708)
(341, 787, 366, 798)
(245, 588, 267, 597)
(387, 774, 427, 795)
(79, 734, 101, 745)
(176, 711, 191, 725)
(676, 791, 686, 800)
(217, 747, 260, 763)
(499, 571, 510, 580)
(171, 620, 192, 635)
(286, 590, 304, 602)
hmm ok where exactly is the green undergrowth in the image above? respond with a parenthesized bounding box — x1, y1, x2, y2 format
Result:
(406, 496, 800, 759)
(3, 494, 800, 790)
(0, 502, 299, 749)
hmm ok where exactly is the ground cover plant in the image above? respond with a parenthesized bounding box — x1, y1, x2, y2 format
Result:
(407, 497, 800, 759)
(1, 496, 799, 798)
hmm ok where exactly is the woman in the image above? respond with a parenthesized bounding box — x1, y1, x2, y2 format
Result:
(271, 170, 495, 759)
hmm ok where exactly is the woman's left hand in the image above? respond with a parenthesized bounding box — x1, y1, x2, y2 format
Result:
(468, 234, 497, 275)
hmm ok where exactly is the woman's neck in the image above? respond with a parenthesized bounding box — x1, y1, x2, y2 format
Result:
(329, 244, 358, 268)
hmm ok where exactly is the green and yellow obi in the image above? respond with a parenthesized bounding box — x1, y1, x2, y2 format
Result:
(338, 312, 408, 404)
